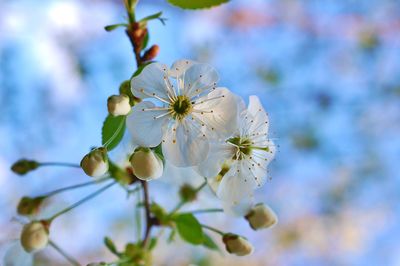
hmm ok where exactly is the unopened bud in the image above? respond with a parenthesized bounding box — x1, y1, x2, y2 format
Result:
(80, 148, 109, 177)
(11, 159, 39, 175)
(17, 196, 45, 216)
(245, 203, 278, 230)
(107, 94, 131, 116)
(222, 234, 253, 256)
(130, 148, 163, 181)
(87, 263, 107, 266)
(20, 221, 49, 253)
(179, 184, 197, 202)
(142, 45, 160, 62)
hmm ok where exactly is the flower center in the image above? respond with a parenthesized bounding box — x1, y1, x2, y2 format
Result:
(170, 95, 192, 120)
(227, 136, 253, 160)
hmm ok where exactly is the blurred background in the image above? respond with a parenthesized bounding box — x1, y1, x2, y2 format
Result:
(1, 0, 400, 265)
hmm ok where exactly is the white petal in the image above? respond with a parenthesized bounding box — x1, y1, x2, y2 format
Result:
(162, 119, 209, 167)
(127, 101, 169, 147)
(3, 241, 33, 266)
(197, 142, 233, 178)
(192, 88, 238, 139)
(247, 95, 269, 136)
(131, 62, 170, 100)
(168, 59, 197, 78)
(222, 196, 254, 217)
(183, 63, 219, 98)
(217, 161, 255, 204)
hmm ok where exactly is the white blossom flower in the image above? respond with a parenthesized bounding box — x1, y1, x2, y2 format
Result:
(129, 148, 163, 180)
(198, 96, 276, 205)
(127, 60, 238, 167)
(222, 234, 253, 256)
(245, 203, 278, 230)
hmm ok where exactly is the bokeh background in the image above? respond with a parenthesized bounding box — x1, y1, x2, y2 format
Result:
(1, 0, 400, 265)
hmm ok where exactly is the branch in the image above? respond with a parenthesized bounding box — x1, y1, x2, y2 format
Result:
(141, 180, 153, 247)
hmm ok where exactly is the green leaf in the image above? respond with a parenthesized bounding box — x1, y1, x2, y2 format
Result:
(139, 12, 166, 25)
(101, 115, 126, 151)
(167, 0, 229, 9)
(148, 238, 158, 250)
(104, 23, 128, 32)
(202, 233, 219, 251)
(152, 144, 165, 165)
(167, 229, 176, 243)
(104, 237, 120, 256)
(142, 32, 150, 50)
(174, 213, 204, 245)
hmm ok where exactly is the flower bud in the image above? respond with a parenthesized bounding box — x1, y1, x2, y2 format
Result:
(20, 221, 49, 253)
(17, 196, 45, 216)
(245, 203, 278, 230)
(142, 45, 160, 62)
(107, 94, 131, 116)
(130, 148, 163, 181)
(80, 148, 109, 177)
(179, 184, 197, 202)
(87, 263, 107, 266)
(11, 159, 39, 175)
(222, 234, 253, 256)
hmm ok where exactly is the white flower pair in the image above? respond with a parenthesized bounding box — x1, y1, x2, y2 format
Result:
(127, 59, 276, 208)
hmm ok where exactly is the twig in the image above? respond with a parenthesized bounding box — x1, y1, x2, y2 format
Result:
(49, 240, 81, 266)
(141, 180, 153, 247)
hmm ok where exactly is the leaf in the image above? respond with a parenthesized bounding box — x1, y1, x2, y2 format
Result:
(174, 213, 204, 245)
(152, 144, 165, 165)
(202, 233, 219, 251)
(140, 12, 164, 23)
(167, 229, 176, 243)
(148, 238, 158, 250)
(167, 0, 229, 9)
(142, 32, 150, 50)
(101, 115, 126, 151)
(104, 23, 128, 32)
(104, 237, 120, 256)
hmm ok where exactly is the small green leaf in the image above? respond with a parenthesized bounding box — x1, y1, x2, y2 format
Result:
(104, 237, 120, 256)
(104, 23, 128, 32)
(152, 144, 165, 165)
(167, 229, 176, 243)
(148, 238, 158, 250)
(139, 12, 166, 25)
(101, 115, 126, 151)
(174, 213, 204, 245)
(142, 32, 150, 50)
(167, 0, 229, 9)
(202, 233, 219, 251)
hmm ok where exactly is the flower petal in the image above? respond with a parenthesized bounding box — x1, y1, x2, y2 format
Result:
(197, 142, 233, 178)
(217, 161, 255, 204)
(127, 101, 169, 147)
(222, 195, 254, 217)
(162, 119, 209, 167)
(3, 241, 33, 266)
(168, 59, 197, 78)
(192, 87, 239, 139)
(183, 63, 219, 98)
(247, 95, 269, 136)
(131, 62, 170, 100)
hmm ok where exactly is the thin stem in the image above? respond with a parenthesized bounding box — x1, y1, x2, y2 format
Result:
(141, 180, 152, 247)
(48, 181, 116, 221)
(49, 240, 81, 266)
(39, 162, 80, 168)
(201, 224, 225, 236)
(44, 177, 110, 197)
(186, 208, 223, 215)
